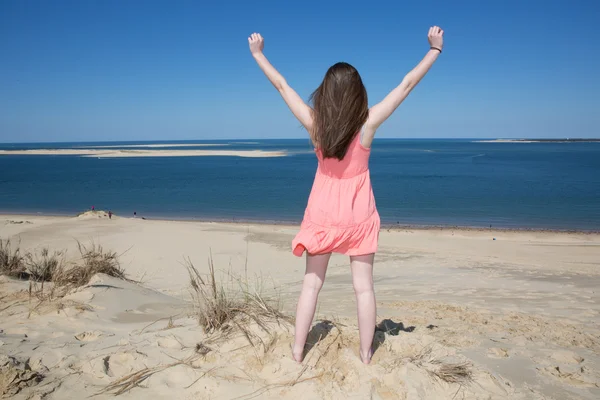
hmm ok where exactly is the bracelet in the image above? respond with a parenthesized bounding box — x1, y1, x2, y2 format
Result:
(430, 46, 442, 53)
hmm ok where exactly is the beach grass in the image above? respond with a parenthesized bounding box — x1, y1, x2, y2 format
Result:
(55, 241, 127, 288)
(392, 345, 474, 385)
(185, 252, 288, 335)
(1, 238, 128, 293)
(24, 247, 65, 282)
(0, 238, 27, 279)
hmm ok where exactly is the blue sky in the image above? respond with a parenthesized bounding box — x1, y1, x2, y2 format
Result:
(1, 0, 599, 142)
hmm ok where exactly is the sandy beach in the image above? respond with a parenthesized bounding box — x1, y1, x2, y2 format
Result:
(1, 213, 599, 399)
(0, 149, 286, 158)
(75, 144, 226, 148)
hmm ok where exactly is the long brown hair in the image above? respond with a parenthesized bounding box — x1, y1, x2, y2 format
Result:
(310, 62, 369, 160)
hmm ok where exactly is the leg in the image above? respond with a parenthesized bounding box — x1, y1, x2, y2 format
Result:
(293, 252, 331, 362)
(350, 253, 376, 364)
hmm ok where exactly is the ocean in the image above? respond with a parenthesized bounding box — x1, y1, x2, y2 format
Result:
(1, 139, 599, 231)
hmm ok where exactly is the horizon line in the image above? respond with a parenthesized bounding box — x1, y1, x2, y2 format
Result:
(2, 137, 599, 145)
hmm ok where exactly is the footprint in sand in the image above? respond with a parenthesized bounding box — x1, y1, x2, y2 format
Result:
(538, 365, 599, 388)
(487, 347, 509, 358)
(101, 353, 146, 378)
(74, 331, 113, 342)
(550, 350, 585, 364)
(537, 351, 599, 388)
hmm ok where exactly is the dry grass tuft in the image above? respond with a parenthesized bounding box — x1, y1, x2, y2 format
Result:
(1, 238, 127, 292)
(1, 240, 128, 312)
(409, 346, 473, 385)
(0, 238, 27, 279)
(186, 253, 236, 333)
(185, 252, 288, 336)
(185, 251, 292, 369)
(55, 241, 127, 288)
(429, 361, 473, 384)
(24, 247, 65, 282)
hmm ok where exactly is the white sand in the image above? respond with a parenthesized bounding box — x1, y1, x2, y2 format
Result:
(0, 149, 286, 158)
(1, 213, 599, 399)
(76, 144, 226, 148)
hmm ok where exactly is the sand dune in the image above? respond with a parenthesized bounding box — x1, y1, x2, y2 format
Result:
(1, 215, 599, 399)
(76, 144, 226, 148)
(0, 149, 286, 158)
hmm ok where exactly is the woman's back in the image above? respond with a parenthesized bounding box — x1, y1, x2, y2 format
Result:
(293, 132, 380, 257)
(317, 132, 370, 179)
(307, 133, 377, 227)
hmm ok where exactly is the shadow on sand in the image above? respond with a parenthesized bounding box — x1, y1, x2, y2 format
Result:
(302, 318, 416, 360)
(302, 320, 336, 359)
(373, 319, 416, 355)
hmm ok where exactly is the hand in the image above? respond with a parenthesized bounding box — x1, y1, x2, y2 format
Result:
(248, 33, 264, 56)
(428, 26, 444, 51)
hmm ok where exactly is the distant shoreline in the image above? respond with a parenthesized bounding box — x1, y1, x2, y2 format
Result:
(474, 138, 600, 143)
(2, 212, 598, 235)
(74, 143, 227, 149)
(0, 148, 287, 158)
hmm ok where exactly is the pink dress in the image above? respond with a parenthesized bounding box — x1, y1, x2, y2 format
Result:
(292, 132, 380, 257)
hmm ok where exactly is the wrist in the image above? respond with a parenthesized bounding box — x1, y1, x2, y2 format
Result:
(430, 46, 442, 54)
(252, 51, 264, 59)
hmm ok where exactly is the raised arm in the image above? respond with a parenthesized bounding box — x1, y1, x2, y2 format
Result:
(249, 33, 313, 131)
(362, 26, 444, 147)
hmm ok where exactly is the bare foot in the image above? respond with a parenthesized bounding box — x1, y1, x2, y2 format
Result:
(291, 345, 304, 363)
(292, 352, 303, 363)
(359, 348, 373, 365)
